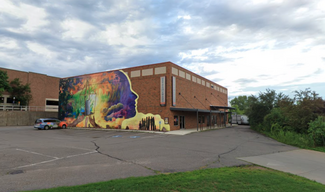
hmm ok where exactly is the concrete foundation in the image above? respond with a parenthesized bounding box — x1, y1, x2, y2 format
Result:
(0, 111, 58, 126)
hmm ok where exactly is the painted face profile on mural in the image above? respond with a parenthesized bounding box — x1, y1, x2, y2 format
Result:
(59, 70, 138, 128)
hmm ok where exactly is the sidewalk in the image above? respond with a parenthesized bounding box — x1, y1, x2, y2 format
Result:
(165, 126, 230, 135)
(69, 125, 230, 135)
(239, 149, 325, 185)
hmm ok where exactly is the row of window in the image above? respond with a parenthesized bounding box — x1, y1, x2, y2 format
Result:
(173, 115, 223, 126)
(1, 97, 16, 104)
(0, 97, 59, 106)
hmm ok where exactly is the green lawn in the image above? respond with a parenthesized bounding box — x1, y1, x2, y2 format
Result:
(28, 166, 324, 192)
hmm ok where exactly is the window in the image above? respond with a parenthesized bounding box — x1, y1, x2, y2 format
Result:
(207, 116, 210, 126)
(6, 97, 13, 103)
(44, 120, 57, 123)
(0, 97, 4, 103)
(45, 99, 59, 112)
(199, 116, 205, 124)
(46, 100, 59, 106)
(174, 116, 179, 125)
(35, 119, 42, 123)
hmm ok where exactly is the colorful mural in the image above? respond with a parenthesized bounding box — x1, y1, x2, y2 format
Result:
(59, 70, 170, 131)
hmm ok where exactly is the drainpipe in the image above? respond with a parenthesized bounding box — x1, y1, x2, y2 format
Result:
(196, 109, 199, 131)
(210, 110, 211, 129)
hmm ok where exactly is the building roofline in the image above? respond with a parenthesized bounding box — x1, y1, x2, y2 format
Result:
(60, 61, 227, 90)
(62, 61, 175, 79)
(0, 67, 60, 79)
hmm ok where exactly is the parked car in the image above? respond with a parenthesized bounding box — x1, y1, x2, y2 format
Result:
(34, 118, 67, 130)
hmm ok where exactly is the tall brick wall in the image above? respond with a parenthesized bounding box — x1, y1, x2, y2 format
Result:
(0, 67, 60, 107)
(123, 62, 228, 130)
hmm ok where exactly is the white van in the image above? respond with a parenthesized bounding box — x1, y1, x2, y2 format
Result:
(239, 115, 249, 125)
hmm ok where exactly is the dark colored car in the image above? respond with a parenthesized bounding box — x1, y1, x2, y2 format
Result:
(34, 118, 67, 130)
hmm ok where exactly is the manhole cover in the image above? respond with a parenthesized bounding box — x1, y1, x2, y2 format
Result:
(112, 135, 122, 138)
(130, 136, 140, 138)
(8, 170, 24, 175)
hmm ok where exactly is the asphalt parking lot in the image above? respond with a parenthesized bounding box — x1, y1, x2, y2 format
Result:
(0, 125, 297, 192)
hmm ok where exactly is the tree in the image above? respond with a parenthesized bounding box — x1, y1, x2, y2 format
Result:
(282, 88, 324, 133)
(230, 95, 254, 115)
(9, 78, 32, 105)
(246, 89, 290, 128)
(0, 70, 11, 97)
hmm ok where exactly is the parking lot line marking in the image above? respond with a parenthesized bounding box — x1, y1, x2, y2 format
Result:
(16, 158, 61, 169)
(65, 150, 97, 158)
(14, 150, 98, 169)
(68, 146, 96, 151)
(16, 148, 59, 159)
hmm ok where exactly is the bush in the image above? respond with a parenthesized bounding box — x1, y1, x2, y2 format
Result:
(268, 129, 313, 148)
(264, 108, 286, 132)
(308, 116, 325, 147)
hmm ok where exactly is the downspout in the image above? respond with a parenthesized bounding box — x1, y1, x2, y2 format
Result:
(197, 109, 199, 131)
(210, 110, 211, 129)
(223, 109, 227, 128)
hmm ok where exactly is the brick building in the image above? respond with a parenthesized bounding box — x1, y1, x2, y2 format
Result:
(0, 67, 60, 112)
(59, 62, 230, 131)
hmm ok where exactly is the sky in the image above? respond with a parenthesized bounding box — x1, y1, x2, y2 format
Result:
(1, 0, 325, 100)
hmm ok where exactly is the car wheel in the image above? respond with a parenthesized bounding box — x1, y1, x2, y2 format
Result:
(62, 125, 67, 129)
(44, 125, 49, 130)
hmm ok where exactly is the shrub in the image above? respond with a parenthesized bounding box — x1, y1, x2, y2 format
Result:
(308, 116, 325, 147)
(264, 108, 286, 132)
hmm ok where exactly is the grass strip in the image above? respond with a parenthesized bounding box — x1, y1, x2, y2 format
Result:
(28, 166, 324, 192)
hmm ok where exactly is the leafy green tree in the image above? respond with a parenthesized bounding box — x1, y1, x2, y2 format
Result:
(230, 95, 255, 115)
(281, 88, 324, 134)
(246, 89, 276, 127)
(0, 70, 11, 96)
(9, 78, 32, 105)
(246, 89, 292, 129)
(231, 104, 244, 115)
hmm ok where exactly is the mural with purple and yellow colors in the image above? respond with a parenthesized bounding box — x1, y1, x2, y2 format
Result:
(59, 70, 170, 131)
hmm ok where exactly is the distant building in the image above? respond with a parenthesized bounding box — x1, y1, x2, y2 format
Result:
(0, 67, 59, 112)
(59, 62, 230, 131)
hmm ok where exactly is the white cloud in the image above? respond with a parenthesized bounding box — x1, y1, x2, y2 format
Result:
(0, 38, 18, 49)
(61, 19, 95, 40)
(0, 0, 48, 32)
(178, 15, 191, 20)
(27, 42, 57, 59)
(95, 19, 152, 47)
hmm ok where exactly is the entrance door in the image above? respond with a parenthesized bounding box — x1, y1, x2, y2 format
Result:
(180, 116, 185, 129)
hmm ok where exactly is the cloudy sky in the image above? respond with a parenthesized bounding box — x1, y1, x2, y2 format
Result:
(1, 0, 325, 99)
